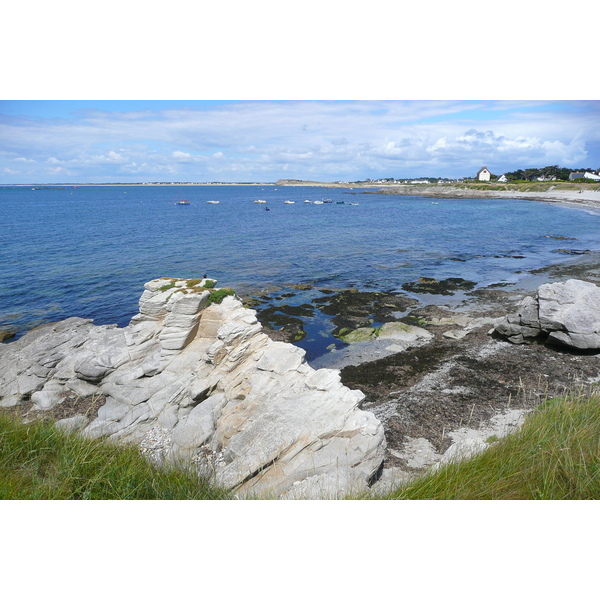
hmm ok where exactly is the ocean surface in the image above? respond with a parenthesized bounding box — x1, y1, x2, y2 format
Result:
(2, 184, 600, 361)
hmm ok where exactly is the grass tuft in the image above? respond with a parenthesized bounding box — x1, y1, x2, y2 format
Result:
(206, 288, 235, 306)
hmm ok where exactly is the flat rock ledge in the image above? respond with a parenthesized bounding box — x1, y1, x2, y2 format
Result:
(494, 279, 600, 350)
(0, 277, 385, 499)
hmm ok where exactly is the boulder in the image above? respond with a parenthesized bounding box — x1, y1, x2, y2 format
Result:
(0, 277, 386, 498)
(495, 279, 600, 350)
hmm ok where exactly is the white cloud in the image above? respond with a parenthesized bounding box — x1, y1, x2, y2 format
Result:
(0, 101, 598, 182)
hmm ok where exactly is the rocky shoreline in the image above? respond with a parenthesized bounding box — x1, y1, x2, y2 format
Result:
(2, 253, 600, 498)
(254, 253, 600, 489)
(0, 277, 386, 499)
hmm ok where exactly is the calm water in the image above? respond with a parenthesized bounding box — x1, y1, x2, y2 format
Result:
(2, 185, 599, 360)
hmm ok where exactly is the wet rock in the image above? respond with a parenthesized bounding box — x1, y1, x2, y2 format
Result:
(312, 289, 417, 336)
(402, 277, 476, 295)
(254, 304, 313, 343)
(0, 330, 16, 343)
(290, 283, 313, 290)
(554, 249, 590, 255)
(340, 328, 376, 343)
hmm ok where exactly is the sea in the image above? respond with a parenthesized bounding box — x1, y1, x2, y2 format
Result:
(2, 184, 600, 362)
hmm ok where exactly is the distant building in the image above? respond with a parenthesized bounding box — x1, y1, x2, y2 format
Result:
(498, 174, 508, 183)
(584, 172, 600, 181)
(569, 172, 584, 180)
(477, 167, 491, 181)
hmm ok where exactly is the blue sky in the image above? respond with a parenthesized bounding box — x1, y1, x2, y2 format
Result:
(1, 100, 598, 184)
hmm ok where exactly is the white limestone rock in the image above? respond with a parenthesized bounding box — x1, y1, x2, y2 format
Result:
(495, 279, 600, 350)
(0, 276, 387, 498)
(30, 382, 66, 410)
(55, 415, 90, 434)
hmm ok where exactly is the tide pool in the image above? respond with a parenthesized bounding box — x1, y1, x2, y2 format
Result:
(1, 184, 599, 360)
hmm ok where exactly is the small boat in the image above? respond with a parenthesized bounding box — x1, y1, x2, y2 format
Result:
(284, 200, 295, 204)
(207, 200, 220, 204)
(175, 200, 190, 205)
(304, 200, 312, 204)
(336, 201, 345, 204)
(265, 207, 270, 211)
(322, 199, 333, 203)
(349, 202, 359, 206)
(254, 200, 267, 204)
(314, 200, 324, 205)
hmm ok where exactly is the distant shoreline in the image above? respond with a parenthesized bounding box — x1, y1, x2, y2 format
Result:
(362, 183, 600, 211)
(6, 180, 600, 210)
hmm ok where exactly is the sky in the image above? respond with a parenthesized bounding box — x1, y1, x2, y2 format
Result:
(1, 100, 599, 184)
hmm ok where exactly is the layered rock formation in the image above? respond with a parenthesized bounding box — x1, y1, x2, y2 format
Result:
(494, 279, 600, 349)
(0, 277, 385, 498)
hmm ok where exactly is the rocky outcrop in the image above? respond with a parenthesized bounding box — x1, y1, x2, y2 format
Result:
(494, 279, 600, 350)
(0, 277, 385, 498)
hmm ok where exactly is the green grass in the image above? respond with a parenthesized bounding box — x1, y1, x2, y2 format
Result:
(4, 390, 600, 500)
(378, 390, 600, 500)
(206, 288, 235, 306)
(0, 412, 231, 500)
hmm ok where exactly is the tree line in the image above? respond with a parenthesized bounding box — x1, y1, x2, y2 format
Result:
(501, 165, 596, 181)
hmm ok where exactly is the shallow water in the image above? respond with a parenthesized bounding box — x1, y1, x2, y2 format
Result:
(1, 184, 599, 360)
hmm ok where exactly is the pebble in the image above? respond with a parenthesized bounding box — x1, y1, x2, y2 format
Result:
(140, 426, 173, 464)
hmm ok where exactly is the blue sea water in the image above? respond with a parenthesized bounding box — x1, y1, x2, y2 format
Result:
(1, 184, 600, 360)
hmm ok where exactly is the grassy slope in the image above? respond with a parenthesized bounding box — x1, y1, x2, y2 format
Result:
(0, 412, 231, 500)
(2, 390, 599, 500)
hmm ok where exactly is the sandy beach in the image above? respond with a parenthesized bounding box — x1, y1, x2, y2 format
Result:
(363, 183, 600, 211)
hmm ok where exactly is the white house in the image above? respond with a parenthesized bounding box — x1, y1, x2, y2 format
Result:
(584, 172, 600, 181)
(477, 167, 491, 181)
(498, 174, 508, 183)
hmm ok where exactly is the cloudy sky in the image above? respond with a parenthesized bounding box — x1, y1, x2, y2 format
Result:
(1, 100, 598, 184)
